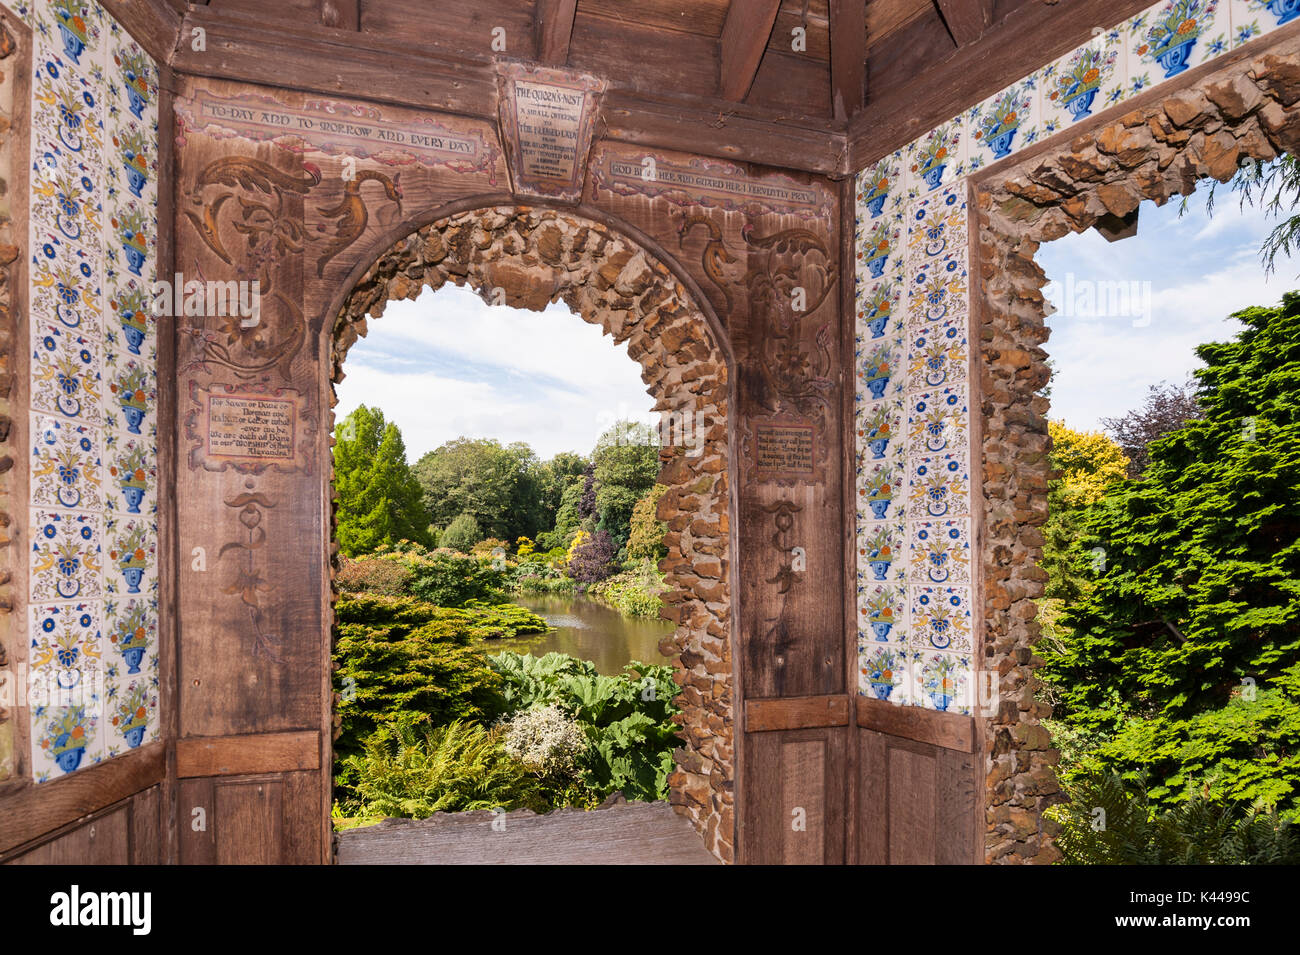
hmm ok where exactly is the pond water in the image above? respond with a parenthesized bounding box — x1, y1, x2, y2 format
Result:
(492, 594, 674, 675)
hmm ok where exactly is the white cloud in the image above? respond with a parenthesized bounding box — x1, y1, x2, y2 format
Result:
(334, 284, 656, 461)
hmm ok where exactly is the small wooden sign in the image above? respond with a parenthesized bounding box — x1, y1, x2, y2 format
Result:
(186, 382, 313, 474)
(590, 144, 832, 219)
(753, 418, 817, 482)
(496, 62, 604, 202)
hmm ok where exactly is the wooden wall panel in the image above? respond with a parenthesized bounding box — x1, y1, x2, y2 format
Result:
(741, 728, 845, 864)
(4, 784, 164, 864)
(178, 772, 322, 865)
(856, 728, 979, 864)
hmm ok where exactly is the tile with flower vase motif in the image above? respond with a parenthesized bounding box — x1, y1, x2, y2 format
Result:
(909, 586, 974, 654)
(966, 76, 1042, 172)
(29, 508, 102, 602)
(908, 452, 970, 522)
(857, 453, 905, 525)
(856, 393, 904, 470)
(1230, 0, 1298, 46)
(856, 519, 907, 588)
(105, 276, 154, 359)
(30, 701, 104, 781)
(1129, 0, 1230, 84)
(906, 314, 968, 392)
(105, 594, 156, 681)
(905, 384, 969, 459)
(855, 152, 906, 224)
(910, 650, 973, 715)
(28, 1, 106, 68)
(906, 250, 968, 332)
(31, 320, 102, 424)
(102, 670, 159, 757)
(856, 271, 904, 345)
(904, 181, 967, 270)
(856, 209, 903, 286)
(856, 330, 905, 405)
(858, 580, 908, 647)
(27, 600, 104, 705)
(903, 117, 966, 196)
(30, 413, 102, 512)
(105, 195, 154, 283)
(102, 348, 156, 439)
(859, 643, 914, 706)
(103, 514, 156, 598)
(908, 520, 972, 587)
(1041, 28, 1126, 131)
(103, 432, 156, 518)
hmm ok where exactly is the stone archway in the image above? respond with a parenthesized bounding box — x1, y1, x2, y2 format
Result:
(972, 39, 1300, 863)
(325, 205, 737, 861)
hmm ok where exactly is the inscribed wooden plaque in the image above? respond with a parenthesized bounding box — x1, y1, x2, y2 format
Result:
(496, 62, 603, 202)
(186, 382, 314, 474)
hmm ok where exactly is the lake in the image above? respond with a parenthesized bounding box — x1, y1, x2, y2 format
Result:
(493, 593, 674, 675)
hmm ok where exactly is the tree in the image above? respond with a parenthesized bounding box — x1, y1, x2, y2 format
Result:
(627, 483, 670, 561)
(1040, 421, 1129, 603)
(333, 406, 431, 557)
(1100, 380, 1203, 477)
(1042, 292, 1300, 816)
(1200, 155, 1300, 277)
(569, 529, 617, 583)
(591, 421, 660, 548)
(440, 513, 481, 552)
(413, 438, 548, 543)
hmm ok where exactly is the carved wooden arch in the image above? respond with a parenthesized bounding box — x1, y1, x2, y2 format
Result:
(324, 204, 738, 861)
(971, 36, 1300, 863)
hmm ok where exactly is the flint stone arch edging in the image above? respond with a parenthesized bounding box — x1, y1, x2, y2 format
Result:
(325, 205, 737, 862)
(972, 36, 1300, 864)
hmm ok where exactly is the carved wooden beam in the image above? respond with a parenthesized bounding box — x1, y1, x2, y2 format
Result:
(718, 0, 783, 101)
(535, 0, 578, 64)
(933, 0, 993, 47)
(828, 0, 866, 122)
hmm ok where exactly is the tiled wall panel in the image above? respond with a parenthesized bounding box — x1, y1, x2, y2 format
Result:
(14, 0, 159, 781)
(852, 0, 1294, 716)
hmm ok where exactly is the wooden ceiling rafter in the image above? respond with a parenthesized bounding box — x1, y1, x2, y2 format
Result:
(719, 0, 784, 101)
(828, 0, 866, 123)
(536, 0, 579, 64)
(932, 0, 993, 47)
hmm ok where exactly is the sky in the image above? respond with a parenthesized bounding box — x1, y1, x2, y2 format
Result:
(334, 284, 655, 462)
(336, 183, 1298, 464)
(1036, 181, 1298, 433)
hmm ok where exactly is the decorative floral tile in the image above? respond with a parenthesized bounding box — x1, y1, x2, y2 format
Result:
(32, 252, 102, 338)
(910, 650, 973, 715)
(31, 321, 102, 423)
(906, 315, 969, 391)
(103, 350, 155, 438)
(1230, 0, 1298, 47)
(27, 600, 103, 707)
(909, 587, 973, 653)
(856, 274, 903, 343)
(906, 385, 969, 457)
(857, 334, 905, 403)
(967, 77, 1042, 171)
(103, 672, 159, 757)
(103, 433, 156, 517)
(908, 453, 970, 521)
(856, 154, 902, 224)
(856, 215, 902, 283)
(30, 508, 103, 601)
(857, 520, 907, 585)
(909, 521, 972, 586)
(30, 413, 102, 511)
(106, 277, 153, 359)
(858, 582, 908, 646)
(31, 702, 104, 781)
(857, 395, 904, 467)
(1129, 1, 1230, 84)
(860, 644, 913, 705)
(906, 252, 968, 330)
(105, 594, 156, 679)
(858, 458, 903, 524)
(904, 118, 966, 195)
(103, 514, 156, 598)
(905, 182, 967, 270)
(1041, 29, 1126, 130)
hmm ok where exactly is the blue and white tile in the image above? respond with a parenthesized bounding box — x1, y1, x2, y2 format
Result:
(908, 452, 970, 522)
(1041, 28, 1126, 130)
(1129, 1, 1231, 85)
(908, 521, 972, 586)
(103, 513, 156, 599)
(29, 508, 103, 602)
(30, 413, 103, 511)
(1230, 0, 1299, 47)
(906, 314, 969, 391)
(910, 650, 973, 715)
(860, 643, 914, 706)
(967, 78, 1042, 171)
(903, 117, 966, 196)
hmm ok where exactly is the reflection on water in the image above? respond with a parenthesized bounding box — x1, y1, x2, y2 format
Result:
(491, 593, 674, 676)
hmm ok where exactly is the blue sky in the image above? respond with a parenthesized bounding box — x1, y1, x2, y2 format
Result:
(337, 185, 1298, 463)
(1037, 182, 1297, 433)
(334, 285, 656, 461)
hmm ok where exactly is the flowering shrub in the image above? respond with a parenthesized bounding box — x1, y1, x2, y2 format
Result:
(502, 705, 587, 777)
